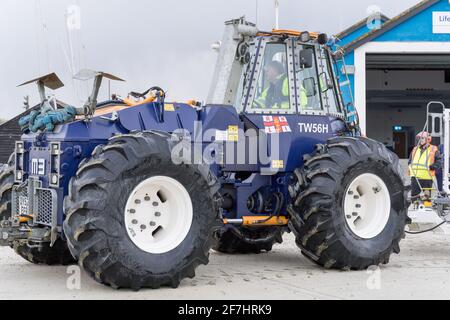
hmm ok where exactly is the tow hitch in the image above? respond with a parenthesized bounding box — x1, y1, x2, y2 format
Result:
(0, 219, 30, 247)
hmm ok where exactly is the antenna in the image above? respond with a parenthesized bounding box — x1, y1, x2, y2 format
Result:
(274, 0, 280, 30)
(255, 0, 258, 25)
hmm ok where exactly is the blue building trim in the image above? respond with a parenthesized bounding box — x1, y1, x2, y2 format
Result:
(337, 0, 440, 54)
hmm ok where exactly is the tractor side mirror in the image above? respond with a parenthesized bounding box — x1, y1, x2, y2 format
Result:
(303, 77, 317, 98)
(299, 49, 314, 69)
(319, 72, 332, 93)
(319, 72, 328, 93)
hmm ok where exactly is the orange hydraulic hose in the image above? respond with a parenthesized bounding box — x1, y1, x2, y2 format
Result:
(223, 216, 288, 226)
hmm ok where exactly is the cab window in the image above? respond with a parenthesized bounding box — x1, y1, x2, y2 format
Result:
(317, 48, 341, 114)
(252, 43, 291, 111)
(296, 45, 321, 111)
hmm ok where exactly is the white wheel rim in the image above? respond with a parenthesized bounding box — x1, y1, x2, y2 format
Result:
(343, 173, 391, 239)
(124, 176, 193, 254)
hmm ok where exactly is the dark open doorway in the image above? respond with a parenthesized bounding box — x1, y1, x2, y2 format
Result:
(366, 53, 450, 159)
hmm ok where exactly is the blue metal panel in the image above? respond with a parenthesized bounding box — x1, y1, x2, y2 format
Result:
(242, 114, 342, 172)
(199, 105, 243, 140)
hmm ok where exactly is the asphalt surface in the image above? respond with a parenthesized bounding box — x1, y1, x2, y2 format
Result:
(1, 229, 450, 300)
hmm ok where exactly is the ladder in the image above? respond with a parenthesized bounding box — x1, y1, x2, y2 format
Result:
(420, 102, 447, 194)
(333, 47, 360, 135)
(421, 101, 450, 220)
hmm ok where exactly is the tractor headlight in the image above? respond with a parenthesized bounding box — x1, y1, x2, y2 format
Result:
(50, 173, 59, 185)
(49, 142, 61, 187)
(300, 32, 311, 43)
(16, 170, 23, 181)
(15, 141, 25, 183)
(16, 143, 24, 153)
(51, 143, 60, 154)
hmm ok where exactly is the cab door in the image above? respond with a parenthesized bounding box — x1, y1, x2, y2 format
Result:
(294, 42, 339, 166)
(240, 38, 299, 174)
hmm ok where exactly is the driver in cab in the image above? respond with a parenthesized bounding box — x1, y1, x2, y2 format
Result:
(254, 61, 290, 110)
(254, 61, 308, 110)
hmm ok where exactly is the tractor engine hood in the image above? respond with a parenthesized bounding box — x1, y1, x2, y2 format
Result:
(21, 101, 199, 143)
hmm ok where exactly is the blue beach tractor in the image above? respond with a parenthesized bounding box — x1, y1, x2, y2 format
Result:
(0, 18, 410, 289)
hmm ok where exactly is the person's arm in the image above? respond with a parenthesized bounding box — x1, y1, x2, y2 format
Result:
(430, 149, 443, 171)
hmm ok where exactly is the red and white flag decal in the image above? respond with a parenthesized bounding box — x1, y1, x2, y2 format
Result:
(263, 116, 292, 134)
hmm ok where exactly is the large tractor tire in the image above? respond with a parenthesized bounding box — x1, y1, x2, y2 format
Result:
(288, 137, 410, 270)
(0, 154, 15, 221)
(213, 226, 283, 254)
(63, 132, 221, 290)
(13, 239, 76, 265)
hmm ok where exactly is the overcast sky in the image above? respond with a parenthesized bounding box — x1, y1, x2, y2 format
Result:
(0, 0, 421, 119)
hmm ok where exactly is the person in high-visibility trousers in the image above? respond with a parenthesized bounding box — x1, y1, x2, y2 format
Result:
(409, 131, 442, 201)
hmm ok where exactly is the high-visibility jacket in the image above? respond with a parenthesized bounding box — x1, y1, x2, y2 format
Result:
(255, 74, 290, 109)
(409, 145, 438, 180)
(299, 85, 308, 109)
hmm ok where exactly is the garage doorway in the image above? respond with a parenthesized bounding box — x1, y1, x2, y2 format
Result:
(366, 53, 450, 159)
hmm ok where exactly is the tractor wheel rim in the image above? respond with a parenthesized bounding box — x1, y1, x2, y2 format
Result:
(343, 173, 391, 239)
(124, 176, 193, 254)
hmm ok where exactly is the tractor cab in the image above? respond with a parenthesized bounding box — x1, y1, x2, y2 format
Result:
(207, 18, 350, 125)
(206, 25, 351, 176)
(207, 20, 354, 177)
(236, 31, 345, 119)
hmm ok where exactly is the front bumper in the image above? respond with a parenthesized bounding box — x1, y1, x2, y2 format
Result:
(0, 177, 58, 247)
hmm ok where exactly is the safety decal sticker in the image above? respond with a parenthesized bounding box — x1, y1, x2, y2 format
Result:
(263, 116, 292, 134)
(215, 126, 239, 142)
(164, 104, 175, 112)
(227, 125, 239, 142)
(271, 160, 284, 169)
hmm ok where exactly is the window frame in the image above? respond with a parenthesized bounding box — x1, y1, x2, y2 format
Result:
(316, 47, 345, 117)
(326, 50, 346, 116)
(243, 37, 297, 115)
(294, 42, 325, 115)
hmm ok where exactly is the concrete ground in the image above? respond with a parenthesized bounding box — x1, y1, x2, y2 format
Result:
(1, 226, 450, 300)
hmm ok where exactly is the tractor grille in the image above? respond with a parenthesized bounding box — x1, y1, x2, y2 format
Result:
(11, 181, 57, 227)
(34, 189, 54, 226)
(12, 186, 29, 218)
